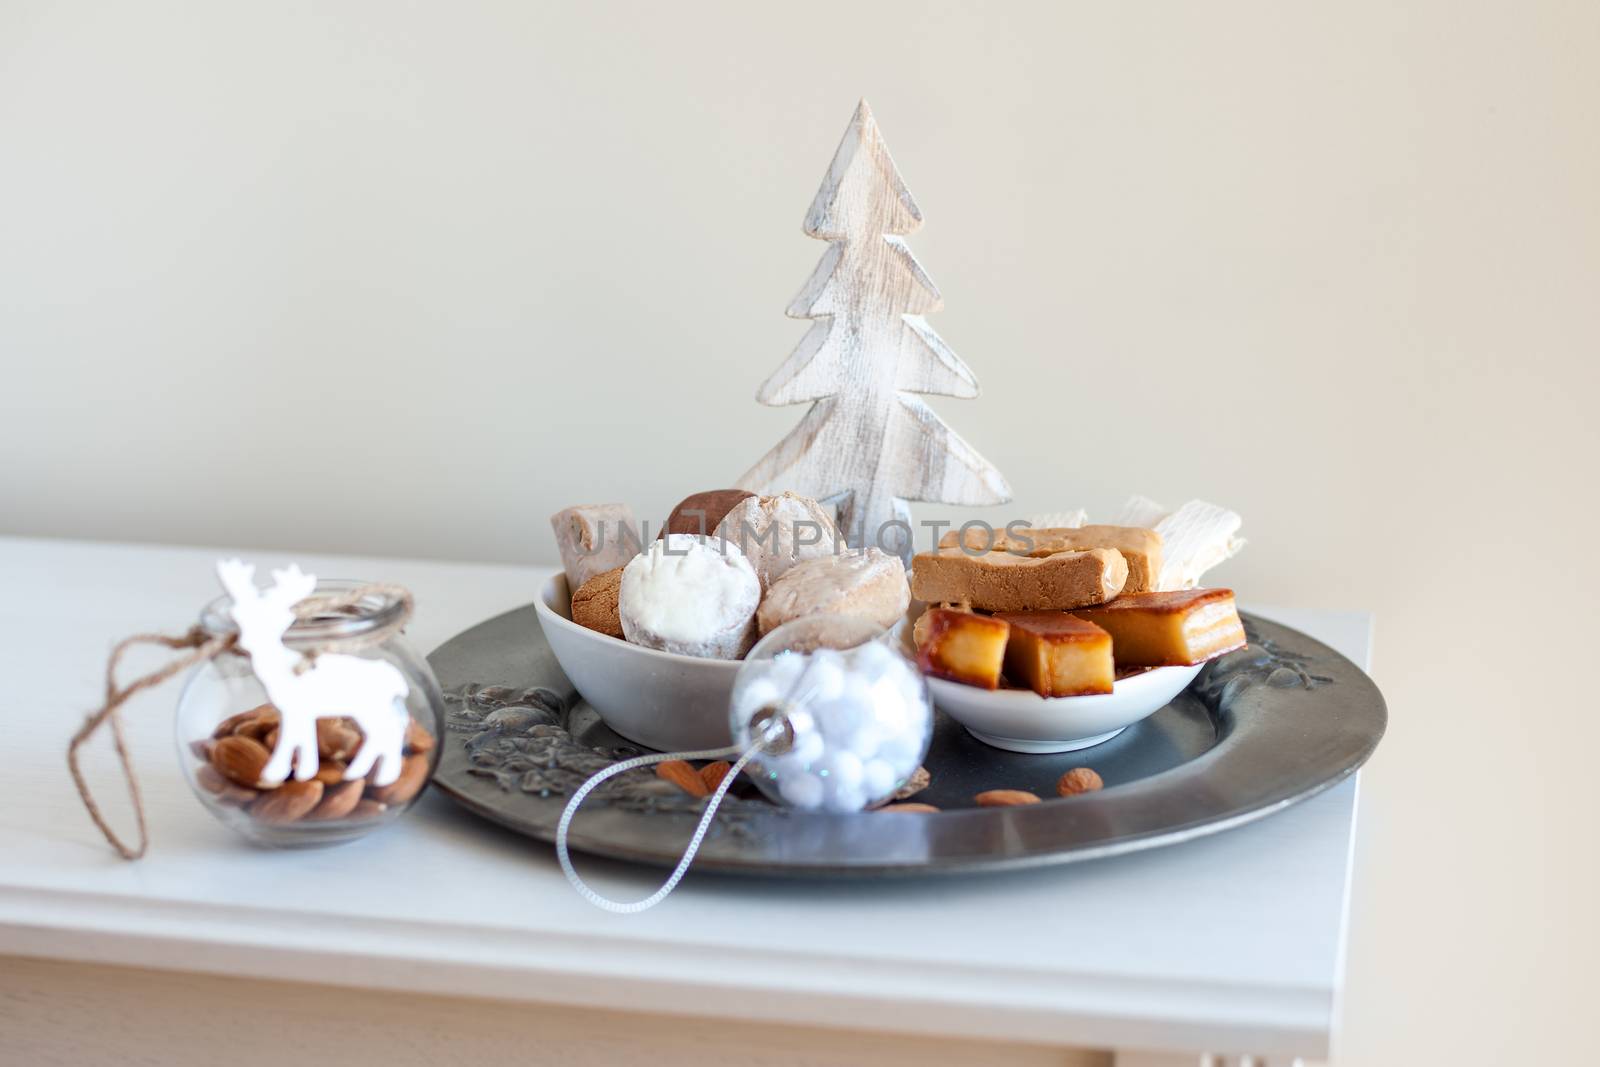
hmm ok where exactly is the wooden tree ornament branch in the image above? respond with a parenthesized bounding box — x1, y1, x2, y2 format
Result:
(738, 100, 1011, 560)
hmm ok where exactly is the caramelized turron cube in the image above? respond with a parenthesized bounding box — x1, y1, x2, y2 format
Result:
(916, 608, 1010, 690)
(1070, 588, 1247, 668)
(911, 601, 971, 648)
(993, 612, 1115, 697)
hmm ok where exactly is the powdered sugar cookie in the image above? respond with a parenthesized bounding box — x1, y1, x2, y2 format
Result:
(619, 535, 760, 659)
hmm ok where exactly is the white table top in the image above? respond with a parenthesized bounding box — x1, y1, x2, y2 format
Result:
(0, 537, 1371, 1058)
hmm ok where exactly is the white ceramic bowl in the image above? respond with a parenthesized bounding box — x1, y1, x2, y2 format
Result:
(538, 575, 1203, 757)
(893, 621, 1202, 753)
(535, 573, 739, 751)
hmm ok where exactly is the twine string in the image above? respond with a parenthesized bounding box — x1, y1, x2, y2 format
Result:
(288, 584, 414, 658)
(68, 582, 414, 860)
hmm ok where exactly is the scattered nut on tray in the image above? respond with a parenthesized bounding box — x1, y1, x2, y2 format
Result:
(656, 759, 710, 797)
(974, 789, 1042, 807)
(892, 765, 932, 800)
(1057, 767, 1104, 796)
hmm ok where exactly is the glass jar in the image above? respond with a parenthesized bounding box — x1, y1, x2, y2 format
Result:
(176, 579, 444, 847)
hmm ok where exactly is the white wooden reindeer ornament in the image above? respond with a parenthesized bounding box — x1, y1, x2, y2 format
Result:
(738, 100, 1011, 561)
(216, 560, 410, 788)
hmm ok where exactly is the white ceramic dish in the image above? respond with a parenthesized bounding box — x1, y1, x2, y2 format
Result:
(538, 574, 1204, 757)
(893, 621, 1203, 753)
(535, 573, 739, 751)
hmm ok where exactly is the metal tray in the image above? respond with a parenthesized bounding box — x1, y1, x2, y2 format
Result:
(427, 606, 1385, 877)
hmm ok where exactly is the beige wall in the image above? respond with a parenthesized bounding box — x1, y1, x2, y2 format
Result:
(2, 2, 1595, 1062)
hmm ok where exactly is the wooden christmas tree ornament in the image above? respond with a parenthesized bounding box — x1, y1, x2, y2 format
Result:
(738, 100, 1011, 561)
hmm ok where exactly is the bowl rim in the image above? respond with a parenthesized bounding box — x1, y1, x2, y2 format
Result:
(534, 571, 742, 672)
(922, 660, 1203, 707)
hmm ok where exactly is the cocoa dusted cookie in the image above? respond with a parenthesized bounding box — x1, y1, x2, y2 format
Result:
(570, 566, 625, 638)
(714, 492, 839, 590)
(660, 489, 756, 538)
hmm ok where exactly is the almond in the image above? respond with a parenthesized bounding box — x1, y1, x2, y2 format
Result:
(233, 711, 278, 744)
(352, 799, 388, 820)
(213, 703, 275, 739)
(188, 738, 214, 762)
(251, 779, 323, 823)
(211, 735, 271, 788)
(974, 789, 1041, 808)
(892, 765, 931, 801)
(312, 760, 349, 785)
(699, 760, 733, 793)
(306, 780, 364, 821)
(367, 754, 429, 806)
(404, 718, 436, 753)
(317, 719, 362, 761)
(1057, 768, 1104, 796)
(217, 782, 260, 806)
(656, 759, 708, 797)
(195, 763, 228, 795)
(879, 802, 940, 813)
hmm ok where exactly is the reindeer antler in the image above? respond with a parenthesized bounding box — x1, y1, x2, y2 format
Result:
(215, 558, 258, 604)
(266, 564, 318, 609)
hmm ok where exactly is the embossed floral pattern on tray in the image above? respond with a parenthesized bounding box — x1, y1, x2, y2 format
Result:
(1191, 618, 1337, 710)
(446, 682, 774, 826)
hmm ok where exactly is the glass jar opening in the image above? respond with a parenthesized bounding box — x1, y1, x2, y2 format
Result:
(199, 578, 406, 649)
